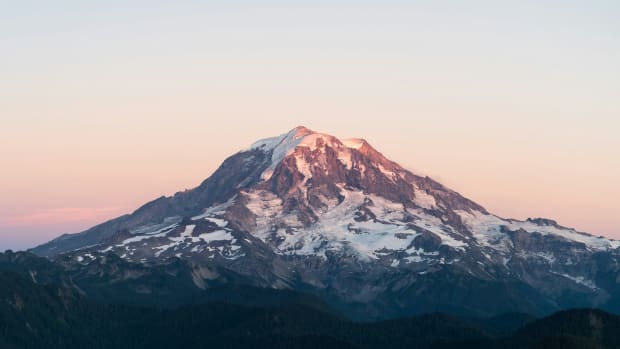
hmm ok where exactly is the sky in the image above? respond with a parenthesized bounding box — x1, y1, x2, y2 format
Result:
(1, 1, 619, 250)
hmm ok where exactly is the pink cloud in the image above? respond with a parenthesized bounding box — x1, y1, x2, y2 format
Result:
(0, 206, 125, 226)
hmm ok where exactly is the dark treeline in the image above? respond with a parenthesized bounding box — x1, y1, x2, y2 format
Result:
(1, 269, 619, 349)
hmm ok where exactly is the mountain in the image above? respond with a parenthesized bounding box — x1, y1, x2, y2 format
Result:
(31, 126, 620, 319)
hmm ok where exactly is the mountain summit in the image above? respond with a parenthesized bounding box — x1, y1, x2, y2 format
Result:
(31, 126, 620, 318)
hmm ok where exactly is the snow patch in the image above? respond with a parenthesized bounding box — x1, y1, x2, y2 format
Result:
(198, 230, 233, 243)
(342, 138, 365, 150)
(192, 197, 236, 221)
(413, 188, 437, 210)
(552, 272, 598, 290)
(121, 230, 169, 245)
(457, 210, 620, 251)
(129, 217, 181, 236)
(244, 187, 462, 260)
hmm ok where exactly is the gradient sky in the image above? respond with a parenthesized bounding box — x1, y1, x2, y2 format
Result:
(1, 1, 619, 250)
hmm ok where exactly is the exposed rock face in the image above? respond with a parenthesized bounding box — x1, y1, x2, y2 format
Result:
(30, 126, 620, 319)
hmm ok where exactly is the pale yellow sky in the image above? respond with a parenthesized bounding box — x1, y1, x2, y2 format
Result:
(1, 1, 619, 249)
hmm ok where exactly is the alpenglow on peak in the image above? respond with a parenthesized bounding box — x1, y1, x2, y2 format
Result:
(30, 125, 620, 321)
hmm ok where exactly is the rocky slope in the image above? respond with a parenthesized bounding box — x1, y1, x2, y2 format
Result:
(30, 126, 620, 319)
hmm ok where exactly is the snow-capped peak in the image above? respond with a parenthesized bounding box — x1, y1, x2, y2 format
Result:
(32, 125, 620, 318)
(246, 126, 310, 180)
(248, 126, 359, 180)
(248, 126, 320, 153)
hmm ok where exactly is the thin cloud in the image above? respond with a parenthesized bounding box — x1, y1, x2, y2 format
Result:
(0, 207, 125, 226)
